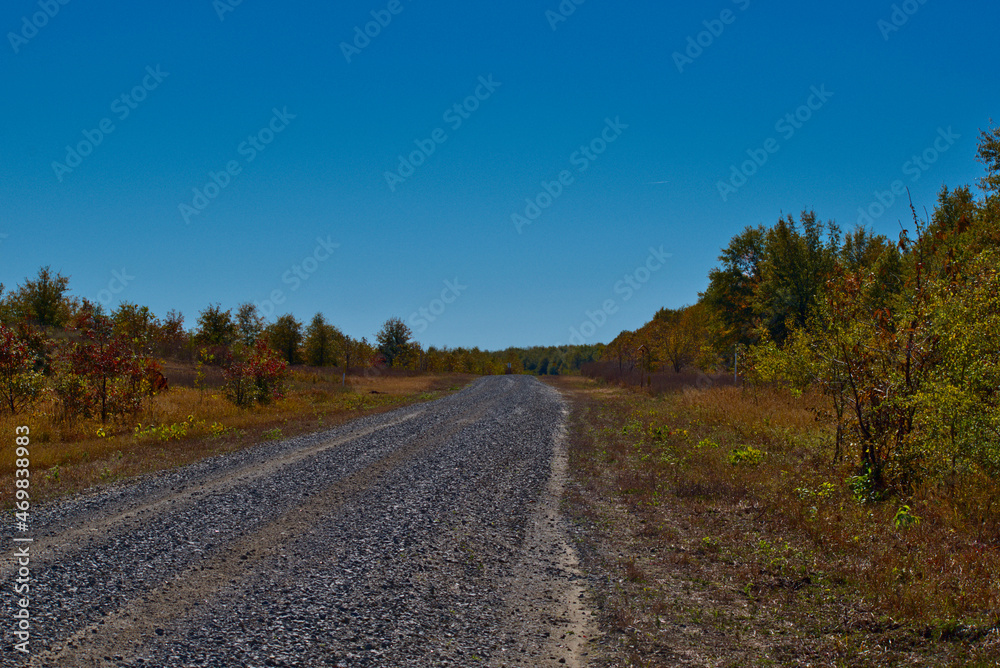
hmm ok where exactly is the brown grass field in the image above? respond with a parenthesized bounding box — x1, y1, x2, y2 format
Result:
(548, 375, 1000, 667)
(2, 367, 474, 507)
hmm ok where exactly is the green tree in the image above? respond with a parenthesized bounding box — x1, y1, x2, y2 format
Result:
(702, 225, 766, 352)
(977, 123, 1000, 199)
(196, 303, 237, 347)
(112, 302, 159, 355)
(537, 356, 549, 375)
(235, 302, 266, 347)
(7, 266, 73, 328)
(753, 211, 840, 345)
(267, 314, 303, 365)
(376, 317, 413, 367)
(922, 248, 1000, 477)
(303, 313, 341, 367)
(702, 213, 841, 356)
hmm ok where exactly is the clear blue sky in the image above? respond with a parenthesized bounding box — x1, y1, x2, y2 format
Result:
(2, 0, 998, 349)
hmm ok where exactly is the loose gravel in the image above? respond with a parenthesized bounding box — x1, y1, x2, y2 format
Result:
(2, 376, 596, 667)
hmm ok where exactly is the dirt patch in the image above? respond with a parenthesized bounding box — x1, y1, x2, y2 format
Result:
(496, 405, 600, 667)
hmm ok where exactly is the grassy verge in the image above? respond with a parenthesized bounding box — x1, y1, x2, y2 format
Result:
(549, 376, 1000, 667)
(2, 369, 474, 507)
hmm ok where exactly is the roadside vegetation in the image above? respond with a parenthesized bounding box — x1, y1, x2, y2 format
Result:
(0, 362, 472, 507)
(556, 124, 1000, 665)
(592, 125, 1000, 507)
(557, 376, 999, 666)
(0, 273, 488, 505)
(0, 259, 601, 506)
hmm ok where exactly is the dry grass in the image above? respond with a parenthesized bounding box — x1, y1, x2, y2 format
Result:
(1, 368, 474, 507)
(581, 361, 737, 394)
(549, 376, 1000, 667)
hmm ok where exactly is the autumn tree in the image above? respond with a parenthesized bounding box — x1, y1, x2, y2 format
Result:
(112, 302, 159, 355)
(604, 330, 639, 374)
(0, 324, 45, 414)
(501, 349, 523, 375)
(54, 312, 157, 424)
(355, 337, 377, 368)
(340, 335, 362, 372)
(650, 304, 709, 373)
(222, 338, 287, 407)
(153, 309, 188, 359)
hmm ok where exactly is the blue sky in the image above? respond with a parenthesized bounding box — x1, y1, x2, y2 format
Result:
(2, 0, 998, 349)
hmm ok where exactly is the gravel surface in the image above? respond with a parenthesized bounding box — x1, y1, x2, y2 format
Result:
(2, 376, 596, 667)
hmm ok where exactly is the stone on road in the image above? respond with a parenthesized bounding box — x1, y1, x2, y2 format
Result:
(1, 376, 595, 667)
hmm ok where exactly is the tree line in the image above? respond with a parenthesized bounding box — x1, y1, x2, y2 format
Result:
(600, 124, 1000, 496)
(0, 272, 606, 423)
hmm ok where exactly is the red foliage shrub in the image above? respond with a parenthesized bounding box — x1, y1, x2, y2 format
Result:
(222, 339, 288, 407)
(53, 313, 157, 423)
(0, 324, 44, 414)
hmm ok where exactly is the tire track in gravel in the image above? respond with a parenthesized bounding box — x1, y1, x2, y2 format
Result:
(3, 383, 501, 661)
(30, 402, 490, 668)
(0, 409, 428, 583)
(496, 411, 598, 667)
(3, 377, 593, 667)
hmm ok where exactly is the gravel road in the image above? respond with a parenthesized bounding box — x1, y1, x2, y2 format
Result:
(2, 376, 596, 667)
